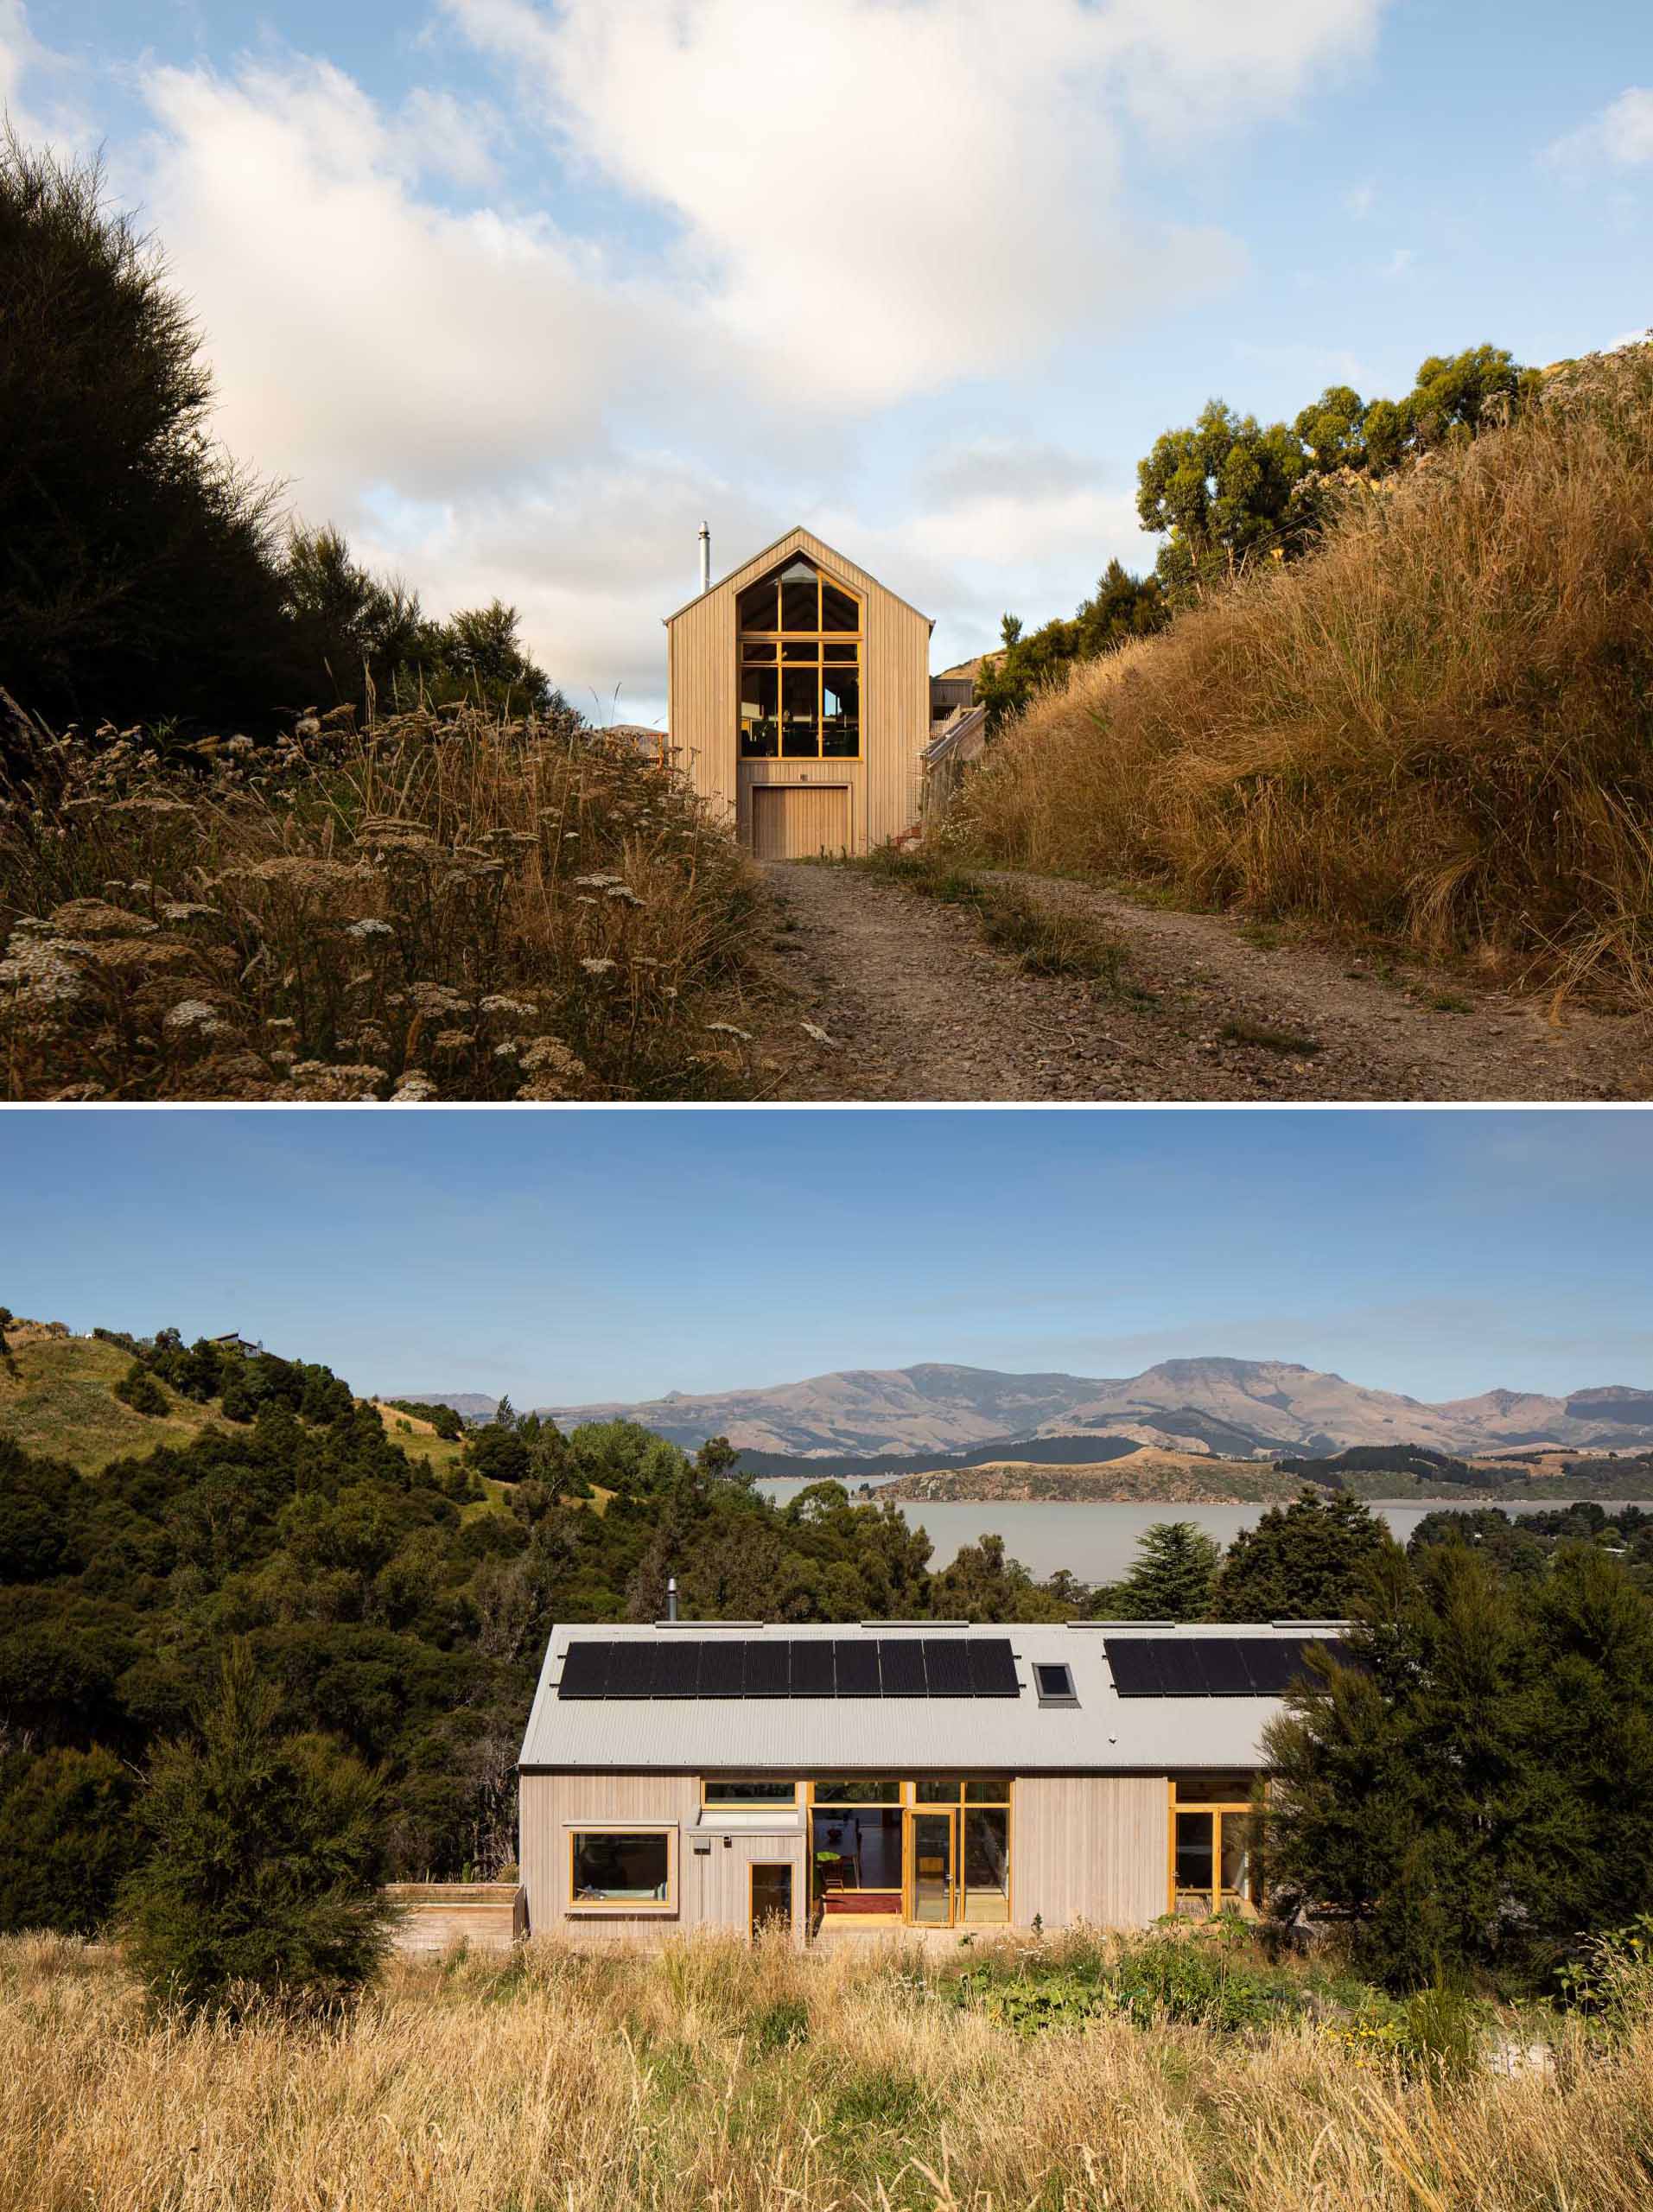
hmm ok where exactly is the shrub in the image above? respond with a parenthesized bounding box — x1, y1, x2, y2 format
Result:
(0, 1745, 141, 1934)
(114, 1362, 169, 1418)
(118, 1640, 396, 2016)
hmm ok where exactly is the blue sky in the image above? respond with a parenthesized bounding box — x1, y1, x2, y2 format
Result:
(3, 2, 1649, 717)
(3, 1109, 1648, 1406)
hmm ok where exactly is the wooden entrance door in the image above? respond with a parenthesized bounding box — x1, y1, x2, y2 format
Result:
(904, 1810, 956, 1926)
(750, 784, 850, 860)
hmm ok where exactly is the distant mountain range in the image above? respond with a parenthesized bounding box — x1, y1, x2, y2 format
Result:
(394, 1357, 1653, 1462)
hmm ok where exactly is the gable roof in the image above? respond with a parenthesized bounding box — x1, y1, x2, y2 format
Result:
(518, 1619, 1340, 1775)
(663, 525, 933, 628)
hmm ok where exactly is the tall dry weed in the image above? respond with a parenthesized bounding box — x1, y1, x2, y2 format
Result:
(0, 708, 766, 1098)
(3, 1932, 1650, 2211)
(958, 344, 1653, 1003)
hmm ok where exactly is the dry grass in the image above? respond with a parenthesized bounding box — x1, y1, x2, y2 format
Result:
(957, 344, 1653, 1006)
(0, 707, 768, 1099)
(3, 1931, 1650, 2211)
(0, 1329, 218, 1471)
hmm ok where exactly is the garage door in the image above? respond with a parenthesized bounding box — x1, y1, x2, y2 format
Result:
(750, 785, 851, 860)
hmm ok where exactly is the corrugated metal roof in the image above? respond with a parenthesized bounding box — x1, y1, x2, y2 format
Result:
(518, 1622, 1338, 1775)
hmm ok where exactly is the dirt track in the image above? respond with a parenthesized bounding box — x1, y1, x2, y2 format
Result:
(764, 861, 1650, 1103)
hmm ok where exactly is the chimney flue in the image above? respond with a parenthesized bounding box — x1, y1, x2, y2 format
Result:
(666, 1574, 679, 1623)
(697, 521, 710, 594)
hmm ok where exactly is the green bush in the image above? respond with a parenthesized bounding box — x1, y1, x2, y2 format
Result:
(752, 1996, 811, 2052)
(0, 1745, 140, 1934)
(954, 1929, 1305, 2036)
(118, 1640, 396, 2016)
(113, 1362, 168, 1418)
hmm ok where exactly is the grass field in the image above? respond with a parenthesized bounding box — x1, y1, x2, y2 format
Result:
(2, 1929, 1647, 2211)
(372, 1401, 470, 1484)
(0, 1330, 217, 1471)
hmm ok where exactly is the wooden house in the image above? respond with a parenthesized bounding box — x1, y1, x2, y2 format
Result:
(517, 1619, 1339, 1944)
(664, 528, 934, 860)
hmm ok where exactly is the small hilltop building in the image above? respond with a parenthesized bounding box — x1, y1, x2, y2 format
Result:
(664, 526, 941, 860)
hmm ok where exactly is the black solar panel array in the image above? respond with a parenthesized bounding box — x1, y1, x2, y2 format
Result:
(1103, 1635, 1336, 1697)
(556, 1636, 1020, 1700)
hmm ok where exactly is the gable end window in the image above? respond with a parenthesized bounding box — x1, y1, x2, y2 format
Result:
(738, 557, 861, 761)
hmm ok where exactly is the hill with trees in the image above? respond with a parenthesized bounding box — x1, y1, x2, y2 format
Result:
(950, 339, 1653, 1005)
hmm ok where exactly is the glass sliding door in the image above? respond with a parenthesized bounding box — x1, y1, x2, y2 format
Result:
(906, 1810, 956, 1925)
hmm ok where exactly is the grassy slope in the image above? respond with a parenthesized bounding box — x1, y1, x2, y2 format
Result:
(0, 1332, 219, 1471)
(4, 1933, 1648, 2212)
(372, 1401, 468, 1484)
(957, 346, 1653, 1006)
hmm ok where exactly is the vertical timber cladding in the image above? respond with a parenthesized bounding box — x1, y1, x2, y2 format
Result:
(750, 785, 851, 861)
(518, 1772, 807, 1948)
(1011, 1775, 1169, 1930)
(665, 527, 931, 858)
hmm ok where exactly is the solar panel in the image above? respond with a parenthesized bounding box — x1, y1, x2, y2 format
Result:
(1199, 1642, 1254, 1696)
(835, 1638, 881, 1696)
(556, 1641, 612, 1698)
(744, 1640, 791, 1696)
(1103, 1638, 1166, 1696)
(651, 1640, 703, 1698)
(1246, 1637, 1326, 1696)
(922, 1639, 972, 1696)
(1153, 1641, 1211, 1696)
(699, 1641, 746, 1697)
(607, 1642, 657, 1697)
(967, 1637, 1020, 1697)
(878, 1638, 927, 1696)
(791, 1640, 835, 1696)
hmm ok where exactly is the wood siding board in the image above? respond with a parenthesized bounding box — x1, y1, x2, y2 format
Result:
(1011, 1775, 1168, 1930)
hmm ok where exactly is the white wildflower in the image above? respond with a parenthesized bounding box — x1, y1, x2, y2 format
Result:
(705, 1021, 753, 1042)
(800, 1020, 837, 1047)
(581, 957, 616, 976)
(393, 1073, 440, 1103)
(161, 902, 218, 923)
(163, 999, 219, 1033)
(479, 995, 536, 1017)
(347, 918, 394, 939)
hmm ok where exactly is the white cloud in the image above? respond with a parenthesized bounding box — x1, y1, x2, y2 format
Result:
(1383, 245, 1415, 278)
(1546, 86, 1653, 170)
(0, 0, 91, 149)
(1345, 181, 1375, 218)
(444, 0, 1383, 405)
(9, 2, 1390, 709)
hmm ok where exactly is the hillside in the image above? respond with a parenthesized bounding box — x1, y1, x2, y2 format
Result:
(953, 343, 1653, 1006)
(0, 1323, 221, 1471)
(537, 1354, 1653, 1461)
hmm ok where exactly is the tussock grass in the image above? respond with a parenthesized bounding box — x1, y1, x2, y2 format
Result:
(3, 1929, 1650, 2211)
(0, 708, 766, 1099)
(957, 345, 1653, 1006)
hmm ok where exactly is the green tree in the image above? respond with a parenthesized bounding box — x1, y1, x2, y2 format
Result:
(1211, 1491, 1400, 1622)
(1263, 1545, 1578, 1986)
(930, 1531, 1075, 1622)
(0, 1744, 140, 1934)
(976, 561, 1167, 733)
(1135, 399, 1315, 594)
(114, 1361, 169, 1418)
(118, 1640, 394, 2015)
(0, 133, 296, 738)
(1103, 1521, 1220, 1622)
(282, 524, 424, 713)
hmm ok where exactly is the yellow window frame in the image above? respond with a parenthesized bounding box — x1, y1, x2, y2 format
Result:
(700, 1780, 801, 1811)
(1166, 1781, 1263, 1918)
(737, 561, 861, 763)
(566, 1822, 677, 1914)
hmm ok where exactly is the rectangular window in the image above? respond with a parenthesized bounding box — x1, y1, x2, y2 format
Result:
(812, 1779, 901, 1804)
(823, 639, 857, 662)
(1172, 1772, 1256, 1803)
(740, 666, 778, 758)
(962, 1807, 1010, 1923)
(821, 672, 860, 758)
(780, 666, 817, 757)
(1173, 1811, 1214, 1911)
(703, 1780, 798, 1806)
(741, 640, 777, 662)
(569, 1828, 672, 1909)
(1033, 1662, 1078, 1705)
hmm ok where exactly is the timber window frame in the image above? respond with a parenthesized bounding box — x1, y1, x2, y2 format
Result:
(738, 558, 862, 762)
(1167, 1775, 1262, 1919)
(701, 1779, 801, 1810)
(566, 1823, 677, 1914)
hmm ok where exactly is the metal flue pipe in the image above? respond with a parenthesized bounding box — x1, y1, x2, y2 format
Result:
(698, 522, 710, 594)
(666, 1574, 679, 1623)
